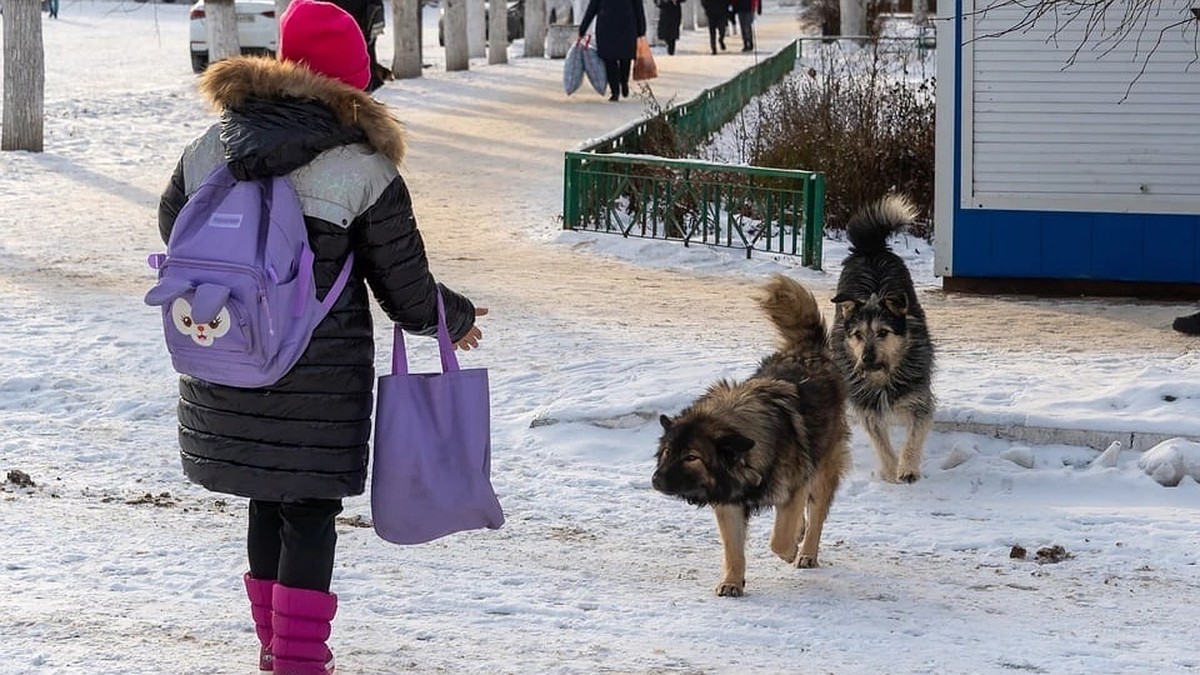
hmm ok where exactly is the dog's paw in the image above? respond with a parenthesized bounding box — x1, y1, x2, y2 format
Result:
(770, 540, 798, 563)
(795, 554, 819, 569)
(715, 581, 745, 597)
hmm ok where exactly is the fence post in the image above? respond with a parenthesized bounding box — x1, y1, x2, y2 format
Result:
(803, 172, 825, 270)
(563, 153, 581, 230)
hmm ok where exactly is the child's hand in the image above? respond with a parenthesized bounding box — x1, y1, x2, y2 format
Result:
(454, 307, 488, 351)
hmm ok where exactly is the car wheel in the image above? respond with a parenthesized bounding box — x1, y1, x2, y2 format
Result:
(191, 52, 208, 74)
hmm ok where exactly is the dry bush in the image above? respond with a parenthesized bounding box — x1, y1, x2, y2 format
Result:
(741, 39, 935, 239)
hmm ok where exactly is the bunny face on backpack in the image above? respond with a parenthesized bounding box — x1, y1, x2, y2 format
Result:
(170, 297, 231, 347)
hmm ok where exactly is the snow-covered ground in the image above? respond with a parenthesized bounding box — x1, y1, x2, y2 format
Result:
(2, 3, 1200, 674)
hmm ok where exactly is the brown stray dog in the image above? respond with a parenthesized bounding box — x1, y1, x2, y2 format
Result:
(653, 275, 851, 597)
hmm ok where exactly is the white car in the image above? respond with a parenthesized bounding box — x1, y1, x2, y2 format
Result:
(189, 0, 279, 73)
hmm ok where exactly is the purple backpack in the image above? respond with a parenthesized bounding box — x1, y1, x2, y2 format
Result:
(145, 164, 353, 389)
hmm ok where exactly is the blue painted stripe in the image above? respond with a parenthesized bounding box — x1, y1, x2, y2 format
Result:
(953, 208, 1200, 282)
(949, 0, 1200, 283)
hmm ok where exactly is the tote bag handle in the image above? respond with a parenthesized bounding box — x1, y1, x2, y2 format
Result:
(392, 291, 459, 375)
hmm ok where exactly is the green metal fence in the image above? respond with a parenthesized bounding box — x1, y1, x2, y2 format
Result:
(563, 39, 826, 269)
(583, 40, 803, 155)
(564, 152, 825, 266)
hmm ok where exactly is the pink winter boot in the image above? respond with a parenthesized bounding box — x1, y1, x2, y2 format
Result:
(271, 584, 338, 675)
(243, 574, 277, 673)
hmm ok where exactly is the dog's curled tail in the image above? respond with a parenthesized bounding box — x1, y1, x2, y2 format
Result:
(846, 194, 917, 255)
(759, 274, 828, 352)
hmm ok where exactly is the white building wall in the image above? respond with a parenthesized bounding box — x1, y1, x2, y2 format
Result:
(962, 0, 1200, 215)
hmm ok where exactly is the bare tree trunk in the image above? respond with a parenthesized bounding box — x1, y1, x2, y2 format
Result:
(207, 0, 241, 63)
(467, 0, 486, 57)
(2, 0, 45, 153)
(274, 0, 292, 31)
(524, 0, 546, 57)
(393, 0, 423, 77)
(839, 0, 865, 37)
(444, 0, 470, 70)
(487, 0, 509, 64)
(912, 0, 926, 24)
(645, 0, 661, 45)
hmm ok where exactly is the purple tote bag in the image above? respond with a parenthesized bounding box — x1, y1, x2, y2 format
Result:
(371, 294, 504, 545)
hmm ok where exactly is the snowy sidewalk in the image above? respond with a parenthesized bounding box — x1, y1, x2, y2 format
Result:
(2, 5, 1200, 674)
(371, 7, 1200, 448)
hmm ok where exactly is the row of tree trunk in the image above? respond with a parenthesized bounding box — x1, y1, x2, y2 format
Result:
(1, 0, 929, 153)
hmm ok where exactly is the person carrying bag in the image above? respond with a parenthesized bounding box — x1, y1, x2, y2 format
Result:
(578, 0, 648, 101)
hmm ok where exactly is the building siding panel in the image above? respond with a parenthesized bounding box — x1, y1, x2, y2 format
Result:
(969, 1, 1200, 203)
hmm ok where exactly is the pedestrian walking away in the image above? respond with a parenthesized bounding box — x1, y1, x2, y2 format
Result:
(732, 0, 760, 50)
(655, 0, 685, 55)
(154, 1, 486, 673)
(579, 0, 648, 101)
(700, 0, 729, 54)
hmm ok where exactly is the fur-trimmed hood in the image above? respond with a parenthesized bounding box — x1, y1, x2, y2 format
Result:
(199, 56, 405, 165)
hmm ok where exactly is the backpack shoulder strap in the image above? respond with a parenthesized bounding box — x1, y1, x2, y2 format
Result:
(270, 173, 357, 317)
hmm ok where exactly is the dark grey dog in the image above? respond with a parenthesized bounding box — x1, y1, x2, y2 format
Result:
(830, 195, 935, 483)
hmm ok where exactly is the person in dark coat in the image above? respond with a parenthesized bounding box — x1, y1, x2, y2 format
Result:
(655, 0, 685, 55)
(156, 1, 484, 672)
(731, 0, 760, 51)
(579, 0, 647, 101)
(699, 0, 728, 54)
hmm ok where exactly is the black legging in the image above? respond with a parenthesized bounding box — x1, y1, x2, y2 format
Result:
(603, 58, 633, 97)
(248, 499, 343, 592)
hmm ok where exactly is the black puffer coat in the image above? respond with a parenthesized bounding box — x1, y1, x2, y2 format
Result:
(157, 57, 476, 502)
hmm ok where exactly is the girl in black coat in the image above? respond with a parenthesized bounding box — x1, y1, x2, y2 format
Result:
(579, 0, 648, 101)
(157, 2, 484, 671)
(655, 0, 685, 55)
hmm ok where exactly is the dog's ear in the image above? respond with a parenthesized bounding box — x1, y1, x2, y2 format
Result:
(659, 414, 674, 431)
(716, 433, 755, 456)
(883, 293, 909, 317)
(831, 293, 862, 317)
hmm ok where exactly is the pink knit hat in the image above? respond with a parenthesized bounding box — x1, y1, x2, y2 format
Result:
(278, 0, 371, 90)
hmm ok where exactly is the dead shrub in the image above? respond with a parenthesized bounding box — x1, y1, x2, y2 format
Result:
(730, 39, 936, 239)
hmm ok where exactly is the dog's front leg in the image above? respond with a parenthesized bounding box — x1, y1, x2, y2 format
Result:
(897, 411, 933, 483)
(769, 487, 807, 564)
(713, 504, 747, 597)
(796, 451, 844, 568)
(861, 411, 900, 482)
